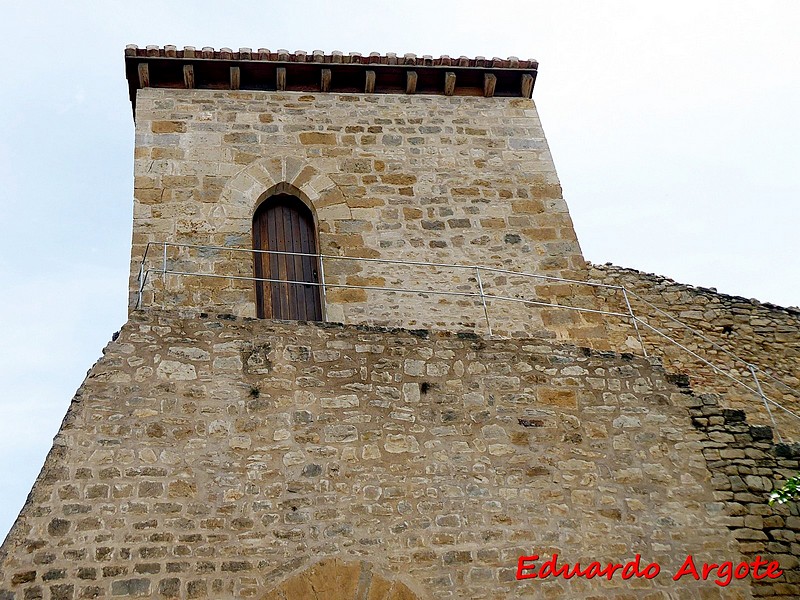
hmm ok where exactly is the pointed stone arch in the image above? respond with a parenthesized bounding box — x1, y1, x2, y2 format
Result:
(259, 558, 423, 600)
(219, 155, 364, 322)
(254, 181, 317, 218)
(221, 155, 346, 222)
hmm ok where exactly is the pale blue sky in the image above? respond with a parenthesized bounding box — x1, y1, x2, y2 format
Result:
(1, 0, 798, 539)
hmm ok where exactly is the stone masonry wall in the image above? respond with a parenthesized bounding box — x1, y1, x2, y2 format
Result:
(3, 311, 789, 599)
(589, 264, 800, 440)
(131, 89, 606, 345)
(689, 395, 800, 600)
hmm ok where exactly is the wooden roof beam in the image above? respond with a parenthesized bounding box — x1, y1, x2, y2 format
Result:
(137, 63, 149, 88)
(123, 47, 541, 116)
(521, 73, 534, 98)
(183, 65, 194, 89)
(444, 71, 456, 96)
(406, 71, 417, 94)
(484, 73, 497, 98)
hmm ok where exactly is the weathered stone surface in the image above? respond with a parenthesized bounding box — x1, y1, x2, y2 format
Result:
(3, 62, 798, 600)
(130, 90, 603, 345)
(590, 264, 800, 436)
(0, 312, 770, 598)
(688, 392, 800, 598)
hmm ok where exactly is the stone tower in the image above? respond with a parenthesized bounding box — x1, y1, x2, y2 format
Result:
(1, 46, 798, 600)
(125, 47, 605, 345)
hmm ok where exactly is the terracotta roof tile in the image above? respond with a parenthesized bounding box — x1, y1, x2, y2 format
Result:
(123, 44, 539, 115)
(123, 44, 538, 69)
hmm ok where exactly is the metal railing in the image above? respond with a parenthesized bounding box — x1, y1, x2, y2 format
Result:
(620, 290, 800, 442)
(136, 241, 800, 440)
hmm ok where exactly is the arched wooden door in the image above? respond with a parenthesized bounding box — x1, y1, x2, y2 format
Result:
(253, 194, 322, 321)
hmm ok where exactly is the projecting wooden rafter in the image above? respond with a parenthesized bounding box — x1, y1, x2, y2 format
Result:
(123, 45, 539, 115)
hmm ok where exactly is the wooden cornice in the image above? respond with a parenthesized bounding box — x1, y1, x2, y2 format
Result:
(124, 45, 539, 115)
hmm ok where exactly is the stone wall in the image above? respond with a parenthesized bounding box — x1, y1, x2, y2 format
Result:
(689, 395, 800, 599)
(589, 264, 800, 440)
(5, 311, 794, 599)
(131, 89, 605, 345)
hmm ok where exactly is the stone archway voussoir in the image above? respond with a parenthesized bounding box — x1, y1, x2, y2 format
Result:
(259, 558, 422, 600)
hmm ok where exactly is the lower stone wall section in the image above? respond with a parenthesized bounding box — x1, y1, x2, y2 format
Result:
(2, 311, 792, 599)
(589, 264, 800, 439)
(689, 395, 800, 599)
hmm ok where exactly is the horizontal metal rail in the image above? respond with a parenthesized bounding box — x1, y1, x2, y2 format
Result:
(634, 318, 800, 427)
(140, 241, 627, 290)
(140, 268, 632, 320)
(626, 288, 799, 398)
(135, 240, 800, 438)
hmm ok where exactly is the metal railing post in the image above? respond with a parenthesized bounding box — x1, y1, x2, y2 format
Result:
(622, 287, 647, 357)
(136, 260, 145, 309)
(318, 254, 327, 310)
(748, 363, 782, 443)
(161, 242, 169, 303)
(475, 267, 492, 336)
(129, 240, 800, 439)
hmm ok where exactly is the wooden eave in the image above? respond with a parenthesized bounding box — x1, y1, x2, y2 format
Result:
(124, 45, 539, 116)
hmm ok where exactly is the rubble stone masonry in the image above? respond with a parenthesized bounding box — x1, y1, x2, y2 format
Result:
(3, 55, 799, 600)
(131, 89, 605, 345)
(2, 311, 798, 599)
(589, 264, 800, 438)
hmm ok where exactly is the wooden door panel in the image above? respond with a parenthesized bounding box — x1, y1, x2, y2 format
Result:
(253, 195, 322, 320)
(297, 210, 320, 321)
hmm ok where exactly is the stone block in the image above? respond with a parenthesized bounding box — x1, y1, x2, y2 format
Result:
(151, 121, 186, 133)
(111, 578, 151, 597)
(299, 132, 337, 145)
